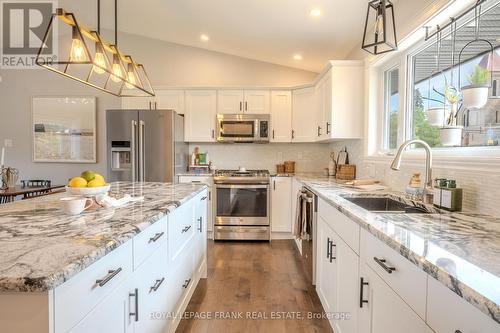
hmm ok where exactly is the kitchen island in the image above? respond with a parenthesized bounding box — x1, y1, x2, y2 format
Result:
(0, 181, 209, 333)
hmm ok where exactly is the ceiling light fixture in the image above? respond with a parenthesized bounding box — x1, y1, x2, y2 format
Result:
(36, 0, 154, 97)
(361, 0, 398, 55)
(310, 8, 321, 17)
(200, 34, 210, 41)
(293, 54, 303, 60)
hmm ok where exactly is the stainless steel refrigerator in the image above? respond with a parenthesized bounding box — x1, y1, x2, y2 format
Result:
(106, 109, 188, 183)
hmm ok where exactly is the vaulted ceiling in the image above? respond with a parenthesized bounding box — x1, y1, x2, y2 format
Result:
(59, 0, 443, 72)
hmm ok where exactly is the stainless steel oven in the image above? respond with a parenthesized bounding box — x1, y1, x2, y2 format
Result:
(216, 114, 270, 143)
(214, 170, 270, 240)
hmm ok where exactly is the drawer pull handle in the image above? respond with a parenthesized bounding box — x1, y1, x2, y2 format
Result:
(198, 217, 203, 232)
(374, 257, 396, 274)
(129, 288, 139, 322)
(201, 196, 207, 201)
(182, 278, 191, 289)
(149, 231, 164, 243)
(326, 237, 332, 259)
(329, 242, 336, 262)
(191, 180, 201, 183)
(96, 267, 122, 287)
(181, 225, 192, 233)
(150, 277, 165, 293)
(359, 277, 369, 308)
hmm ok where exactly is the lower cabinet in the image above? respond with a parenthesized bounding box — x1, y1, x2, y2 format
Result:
(69, 278, 133, 333)
(316, 215, 359, 333)
(270, 176, 292, 233)
(178, 175, 214, 236)
(49, 189, 209, 333)
(358, 262, 428, 333)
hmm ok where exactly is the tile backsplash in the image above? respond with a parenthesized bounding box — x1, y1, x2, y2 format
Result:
(330, 140, 500, 216)
(189, 143, 333, 173)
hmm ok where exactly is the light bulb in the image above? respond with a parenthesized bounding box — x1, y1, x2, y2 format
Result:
(374, 8, 384, 38)
(70, 27, 87, 62)
(125, 63, 138, 89)
(93, 43, 106, 74)
(110, 54, 122, 82)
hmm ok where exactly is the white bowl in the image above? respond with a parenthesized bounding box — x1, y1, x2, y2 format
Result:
(65, 184, 111, 197)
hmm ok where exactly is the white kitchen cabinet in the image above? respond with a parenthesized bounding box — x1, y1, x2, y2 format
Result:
(184, 90, 217, 142)
(155, 90, 185, 114)
(122, 96, 155, 109)
(270, 176, 292, 233)
(319, 61, 364, 140)
(316, 214, 359, 333)
(217, 89, 270, 114)
(217, 90, 244, 114)
(270, 91, 292, 142)
(291, 87, 317, 142)
(426, 276, 500, 333)
(69, 279, 133, 333)
(316, 72, 332, 141)
(244, 90, 270, 114)
(178, 176, 214, 236)
(133, 243, 170, 333)
(359, 262, 428, 333)
(193, 192, 208, 274)
(316, 215, 337, 313)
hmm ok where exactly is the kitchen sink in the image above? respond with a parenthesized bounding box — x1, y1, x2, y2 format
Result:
(343, 197, 431, 214)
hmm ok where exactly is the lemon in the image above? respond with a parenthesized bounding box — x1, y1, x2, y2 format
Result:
(68, 177, 88, 188)
(81, 170, 96, 182)
(87, 179, 106, 187)
(94, 173, 105, 183)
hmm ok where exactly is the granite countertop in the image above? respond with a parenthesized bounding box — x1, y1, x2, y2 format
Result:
(0, 181, 206, 292)
(294, 173, 500, 324)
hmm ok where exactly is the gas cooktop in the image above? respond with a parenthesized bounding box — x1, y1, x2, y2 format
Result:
(214, 169, 270, 184)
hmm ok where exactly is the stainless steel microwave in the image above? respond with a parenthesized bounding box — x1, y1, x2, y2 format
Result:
(216, 114, 270, 143)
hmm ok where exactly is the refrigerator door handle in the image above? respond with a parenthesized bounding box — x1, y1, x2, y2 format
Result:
(139, 120, 145, 182)
(131, 120, 137, 182)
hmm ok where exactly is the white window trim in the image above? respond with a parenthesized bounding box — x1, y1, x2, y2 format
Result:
(366, 0, 500, 171)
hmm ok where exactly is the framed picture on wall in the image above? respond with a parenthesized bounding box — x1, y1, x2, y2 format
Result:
(31, 97, 97, 163)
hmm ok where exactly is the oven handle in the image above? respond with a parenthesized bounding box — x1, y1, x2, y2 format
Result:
(215, 184, 269, 189)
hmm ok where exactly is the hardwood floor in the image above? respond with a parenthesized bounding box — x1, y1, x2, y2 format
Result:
(176, 240, 333, 333)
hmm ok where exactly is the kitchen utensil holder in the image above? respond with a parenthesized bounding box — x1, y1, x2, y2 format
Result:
(336, 165, 356, 180)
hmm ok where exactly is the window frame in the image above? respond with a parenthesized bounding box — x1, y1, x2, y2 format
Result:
(370, 0, 500, 166)
(382, 65, 400, 151)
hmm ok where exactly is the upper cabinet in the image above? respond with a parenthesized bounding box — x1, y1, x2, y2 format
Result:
(184, 90, 217, 142)
(155, 90, 185, 114)
(291, 87, 317, 142)
(319, 61, 364, 140)
(121, 90, 185, 114)
(270, 91, 292, 142)
(217, 90, 270, 114)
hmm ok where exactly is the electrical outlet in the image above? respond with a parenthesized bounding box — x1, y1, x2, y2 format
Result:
(4, 139, 12, 147)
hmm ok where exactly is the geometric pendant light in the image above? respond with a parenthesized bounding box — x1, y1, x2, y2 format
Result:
(361, 0, 398, 55)
(36, 3, 155, 97)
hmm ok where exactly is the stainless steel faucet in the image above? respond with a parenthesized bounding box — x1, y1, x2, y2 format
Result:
(390, 140, 434, 204)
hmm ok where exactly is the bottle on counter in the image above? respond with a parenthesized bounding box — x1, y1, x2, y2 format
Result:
(433, 178, 463, 212)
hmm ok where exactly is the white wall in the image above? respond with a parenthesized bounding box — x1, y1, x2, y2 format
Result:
(0, 33, 317, 185)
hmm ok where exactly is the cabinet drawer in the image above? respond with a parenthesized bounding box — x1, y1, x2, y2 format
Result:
(134, 242, 171, 333)
(133, 216, 167, 270)
(426, 276, 499, 333)
(178, 176, 212, 185)
(361, 231, 427, 319)
(318, 198, 360, 254)
(54, 241, 133, 333)
(168, 201, 195, 264)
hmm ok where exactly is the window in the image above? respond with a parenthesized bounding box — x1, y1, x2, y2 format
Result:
(409, 1, 500, 148)
(383, 67, 399, 150)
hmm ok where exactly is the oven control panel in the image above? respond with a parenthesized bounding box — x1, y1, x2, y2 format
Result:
(259, 120, 269, 138)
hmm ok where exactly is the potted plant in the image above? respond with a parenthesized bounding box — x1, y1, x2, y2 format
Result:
(439, 102, 463, 146)
(461, 65, 489, 109)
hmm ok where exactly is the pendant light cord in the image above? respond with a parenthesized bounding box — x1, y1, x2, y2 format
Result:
(97, 0, 100, 34)
(115, 0, 118, 46)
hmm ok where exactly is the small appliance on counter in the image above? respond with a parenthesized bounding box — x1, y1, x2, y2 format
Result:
(433, 178, 463, 212)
